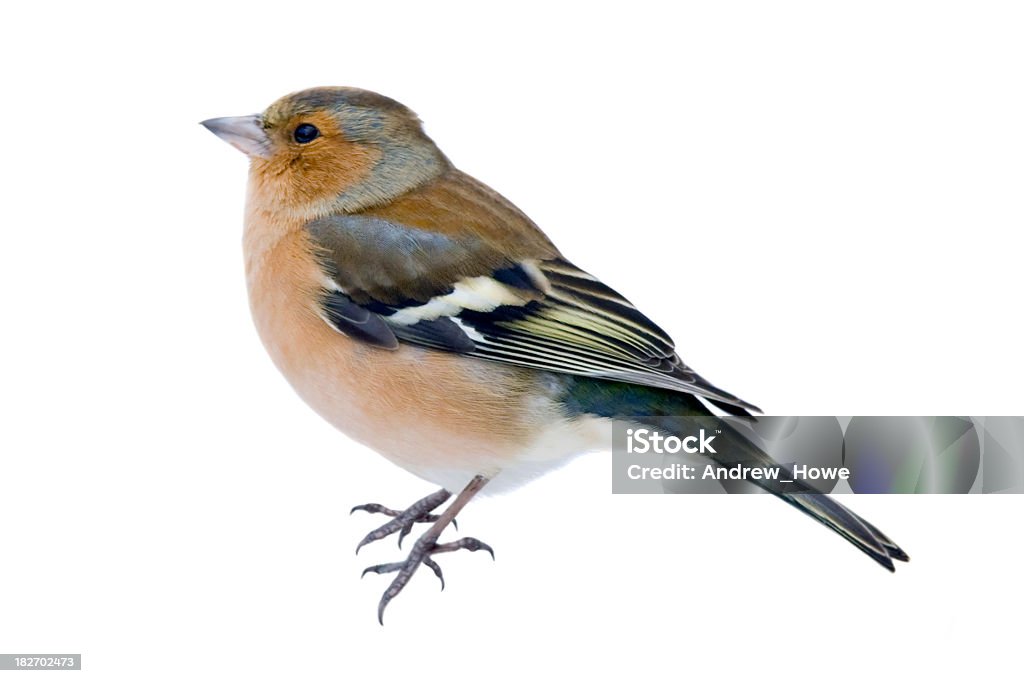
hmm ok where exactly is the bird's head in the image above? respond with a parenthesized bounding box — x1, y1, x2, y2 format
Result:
(202, 87, 448, 216)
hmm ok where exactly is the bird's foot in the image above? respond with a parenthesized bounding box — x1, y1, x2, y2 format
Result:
(355, 475, 493, 624)
(351, 488, 453, 553)
(362, 530, 494, 624)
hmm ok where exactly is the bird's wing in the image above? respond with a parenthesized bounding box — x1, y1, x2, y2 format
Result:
(305, 171, 758, 414)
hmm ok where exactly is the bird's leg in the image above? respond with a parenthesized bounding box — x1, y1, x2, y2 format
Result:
(351, 488, 452, 553)
(361, 475, 493, 624)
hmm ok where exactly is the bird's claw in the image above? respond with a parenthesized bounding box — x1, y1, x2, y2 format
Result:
(360, 556, 448, 590)
(364, 533, 495, 624)
(350, 503, 402, 517)
(351, 489, 452, 554)
(433, 536, 494, 559)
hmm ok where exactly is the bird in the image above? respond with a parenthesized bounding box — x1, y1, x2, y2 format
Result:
(202, 87, 908, 622)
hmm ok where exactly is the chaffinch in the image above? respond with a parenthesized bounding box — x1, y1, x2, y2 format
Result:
(202, 87, 908, 622)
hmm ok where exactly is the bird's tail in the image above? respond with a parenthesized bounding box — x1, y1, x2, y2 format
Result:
(783, 494, 910, 569)
(667, 416, 910, 571)
(565, 377, 909, 569)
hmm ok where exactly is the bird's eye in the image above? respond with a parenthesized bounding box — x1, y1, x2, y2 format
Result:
(293, 123, 320, 144)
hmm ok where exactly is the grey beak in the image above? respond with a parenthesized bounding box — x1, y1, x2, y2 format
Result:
(200, 114, 271, 158)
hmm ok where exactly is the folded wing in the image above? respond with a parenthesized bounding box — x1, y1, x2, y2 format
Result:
(307, 206, 757, 414)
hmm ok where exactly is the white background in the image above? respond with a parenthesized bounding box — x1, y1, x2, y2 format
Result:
(1, 1, 1022, 681)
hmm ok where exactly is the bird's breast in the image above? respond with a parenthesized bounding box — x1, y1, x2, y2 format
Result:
(241, 212, 604, 492)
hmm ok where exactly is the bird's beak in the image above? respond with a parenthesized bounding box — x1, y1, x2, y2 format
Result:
(200, 115, 271, 158)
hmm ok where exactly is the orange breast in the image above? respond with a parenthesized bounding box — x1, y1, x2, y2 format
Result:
(240, 207, 574, 491)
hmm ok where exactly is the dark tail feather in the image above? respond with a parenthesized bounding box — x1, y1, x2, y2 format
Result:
(780, 493, 907, 571)
(561, 377, 909, 569)
(713, 421, 910, 570)
(851, 512, 911, 562)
